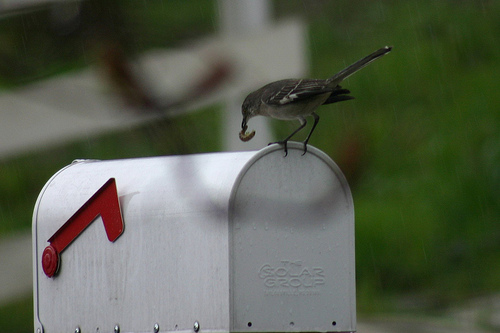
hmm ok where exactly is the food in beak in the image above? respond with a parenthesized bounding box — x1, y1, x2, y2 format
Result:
(239, 124, 256, 142)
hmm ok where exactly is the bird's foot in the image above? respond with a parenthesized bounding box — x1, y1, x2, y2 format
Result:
(301, 141, 308, 156)
(268, 140, 288, 157)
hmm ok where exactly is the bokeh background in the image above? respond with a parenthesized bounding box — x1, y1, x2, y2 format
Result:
(1, 1, 499, 332)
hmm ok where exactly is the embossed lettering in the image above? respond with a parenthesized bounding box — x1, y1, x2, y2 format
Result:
(313, 267, 324, 276)
(258, 264, 274, 278)
(258, 261, 327, 293)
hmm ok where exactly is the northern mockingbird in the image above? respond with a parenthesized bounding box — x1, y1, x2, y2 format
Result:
(239, 46, 392, 156)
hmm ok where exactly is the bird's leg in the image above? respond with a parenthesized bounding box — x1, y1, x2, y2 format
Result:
(302, 112, 319, 155)
(269, 117, 307, 157)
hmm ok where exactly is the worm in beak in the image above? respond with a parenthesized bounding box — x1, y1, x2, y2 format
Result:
(239, 118, 255, 142)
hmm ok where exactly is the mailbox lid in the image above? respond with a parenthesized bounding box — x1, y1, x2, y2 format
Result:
(33, 151, 256, 333)
(229, 143, 356, 332)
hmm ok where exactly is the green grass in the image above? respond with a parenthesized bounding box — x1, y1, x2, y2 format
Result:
(275, 0, 500, 311)
(0, 296, 33, 333)
(1, 0, 500, 330)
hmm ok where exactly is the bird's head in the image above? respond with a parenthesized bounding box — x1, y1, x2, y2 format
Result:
(241, 92, 260, 125)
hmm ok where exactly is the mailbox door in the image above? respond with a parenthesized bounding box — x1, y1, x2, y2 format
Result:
(229, 143, 356, 332)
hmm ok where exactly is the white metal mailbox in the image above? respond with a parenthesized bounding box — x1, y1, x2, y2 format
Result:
(33, 142, 355, 333)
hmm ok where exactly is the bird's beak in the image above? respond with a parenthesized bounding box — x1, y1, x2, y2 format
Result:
(241, 116, 247, 130)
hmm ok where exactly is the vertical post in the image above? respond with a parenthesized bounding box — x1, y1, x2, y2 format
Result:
(218, 0, 273, 151)
(218, 0, 271, 33)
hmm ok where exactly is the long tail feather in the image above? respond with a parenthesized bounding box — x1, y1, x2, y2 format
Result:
(327, 46, 392, 86)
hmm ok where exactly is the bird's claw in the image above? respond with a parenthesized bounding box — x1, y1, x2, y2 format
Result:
(269, 140, 288, 157)
(301, 142, 308, 156)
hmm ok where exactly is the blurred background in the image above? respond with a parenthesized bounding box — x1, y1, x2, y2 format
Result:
(1, 0, 499, 332)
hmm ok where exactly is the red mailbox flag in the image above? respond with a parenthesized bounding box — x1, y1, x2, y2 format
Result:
(42, 178, 124, 277)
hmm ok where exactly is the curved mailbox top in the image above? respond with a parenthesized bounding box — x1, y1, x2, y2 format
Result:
(33, 142, 355, 333)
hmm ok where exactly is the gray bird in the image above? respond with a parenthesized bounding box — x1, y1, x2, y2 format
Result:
(239, 46, 392, 156)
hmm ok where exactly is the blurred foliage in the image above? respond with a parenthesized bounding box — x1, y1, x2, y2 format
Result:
(0, 295, 32, 333)
(276, 0, 500, 311)
(0, 0, 216, 87)
(0, 1, 499, 331)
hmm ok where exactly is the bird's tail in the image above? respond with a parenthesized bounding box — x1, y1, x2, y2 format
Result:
(327, 46, 392, 86)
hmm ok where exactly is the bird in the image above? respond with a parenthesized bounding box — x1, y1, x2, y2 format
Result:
(239, 46, 392, 156)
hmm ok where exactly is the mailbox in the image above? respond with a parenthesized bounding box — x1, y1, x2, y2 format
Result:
(33, 142, 355, 333)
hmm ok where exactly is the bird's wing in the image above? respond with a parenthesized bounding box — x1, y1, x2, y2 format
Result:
(263, 79, 332, 106)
